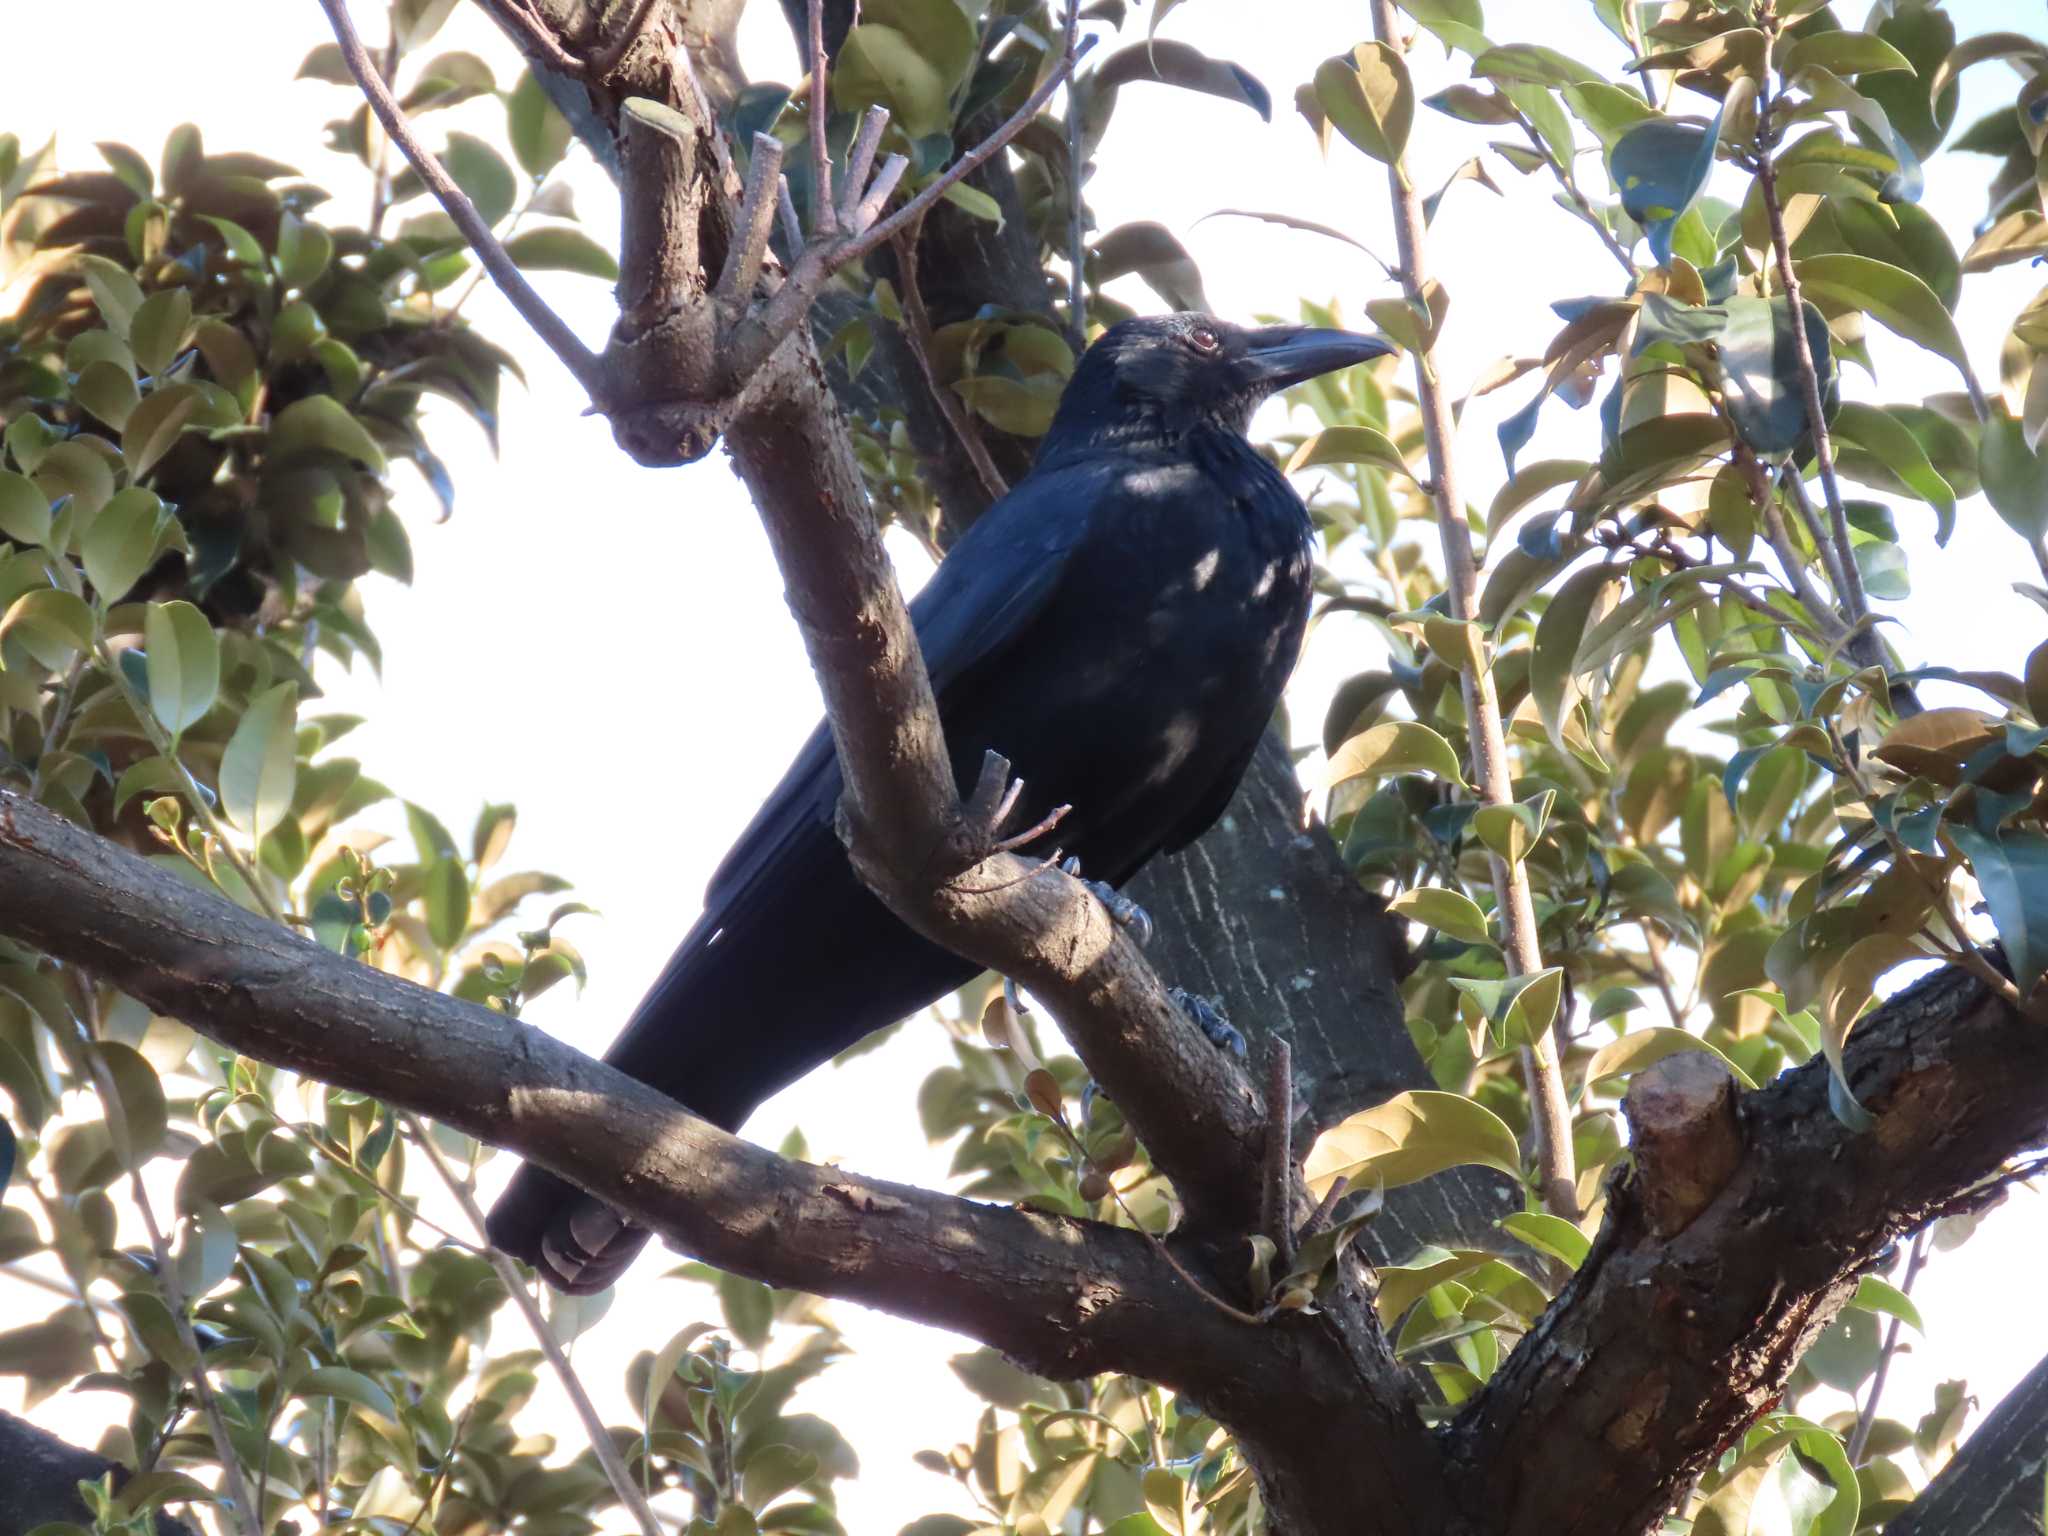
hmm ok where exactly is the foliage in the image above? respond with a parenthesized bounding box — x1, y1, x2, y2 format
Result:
(4, 1, 2048, 1535)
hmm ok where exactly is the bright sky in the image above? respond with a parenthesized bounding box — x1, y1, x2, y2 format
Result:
(5, 3, 2046, 1532)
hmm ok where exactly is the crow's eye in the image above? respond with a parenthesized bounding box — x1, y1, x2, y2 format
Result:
(1187, 325, 1221, 355)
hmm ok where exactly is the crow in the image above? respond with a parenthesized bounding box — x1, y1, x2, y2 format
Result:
(486, 312, 1392, 1291)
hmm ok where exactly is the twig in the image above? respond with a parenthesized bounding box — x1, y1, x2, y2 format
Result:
(1847, 1229, 1929, 1463)
(1754, 28, 1867, 638)
(1063, 0, 1089, 351)
(1512, 111, 1635, 277)
(317, 0, 609, 404)
(92, 1044, 263, 1536)
(1295, 1175, 1349, 1247)
(404, 1115, 663, 1536)
(1261, 1037, 1295, 1269)
(366, 27, 401, 238)
(712, 134, 785, 310)
(1781, 466, 1854, 612)
(1370, 0, 1578, 1222)
(889, 225, 1010, 501)
(722, 32, 1097, 390)
(95, 640, 284, 927)
(839, 105, 889, 229)
(806, 0, 837, 237)
(1757, 479, 1852, 645)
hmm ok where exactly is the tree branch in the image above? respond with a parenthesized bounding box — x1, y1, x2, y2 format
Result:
(1369, 0, 1577, 1222)
(1451, 964, 2048, 1535)
(1885, 1343, 2048, 1535)
(315, 0, 609, 404)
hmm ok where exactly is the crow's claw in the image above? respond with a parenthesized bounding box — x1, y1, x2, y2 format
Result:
(1061, 858, 1155, 947)
(1170, 987, 1247, 1056)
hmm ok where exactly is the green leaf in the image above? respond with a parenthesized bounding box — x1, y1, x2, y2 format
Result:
(1782, 32, 1913, 78)
(220, 681, 299, 844)
(74, 360, 140, 431)
(1314, 43, 1414, 165)
(1948, 823, 2048, 993)
(130, 288, 193, 376)
(95, 1040, 167, 1167)
(741, 1443, 819, 1512)
(1471, 790, 1552, 866)
(1609, 103, 1725, 266)
(1830, 402, 1955, 541)
(1584, 1026, 1759, 1090)
(835, 24, 950, 138)
(0, 589, 94, 672)
(1794, 253, 1969, 374)
(1386, 886, 1491, 946)
(1305, 1090, 1523, 1193)
(424, 857, 471, 949)
(75, 255, 144, 339)
(1532, 562, 1619, 754)
(939, 181, 1003, 226)
(276, 211, 334, 290)
(1498, 1210, 1590, 1268)
(1325, 720, 1467, 789)
(0, 470, 52, 548)
(1852, 1275, 1924, 1334)
(143, 600, 220, 739)
(507, 69, 574, 179)
(123, 383, 203, 480)
(440, 132, 516, 227)
(80, 487, 172, 603)
(1717, 297, 1833, 457)
(298, 1364, 398, 1422)
(502, 226, 619, 280)
(1451, 967, 1564, 1049)
(1980, 417, 2048, 545)
(1286, 425, 1413, 480)
(269, 394, 388, 473)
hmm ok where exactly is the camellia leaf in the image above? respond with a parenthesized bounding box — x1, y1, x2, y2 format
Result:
(1089, 222, 1209, 313)
(0, 589, 94, 672)
(1386, 886, 1491, 946)
(507, 68, 574, 179)
(143, 600, 220, 740)
(297, 1364, 399, 1423)
(1324, 719, 1468, 790)
(834, 24, 950, 138)
(1609, 99, 1726, 267)
(1979, 417, 2048, 545)
(1794, 253, 1969, 375)
(1584, 1026, 1759, 1091)
(1717, 296, 1834, 457)
(1303, 1089, 1522, 1195)
(1947, 823, 2048, 994)
(502, 226, 619, 280)
(0, 470, 52, 548)
(1816, 932, 1922, 1123)
(1093, 39, 1272, 120)
(80, 487, 175, 604)
(442, 132, 516, 226)
(268, 395, 388, 473)
(1314, 43, 1414, 165)
(1851, 1275, 1924, 1334)
(220, 681, 299, 844)
(1285, 425, 1414, 481)
(1532, 561, 1620, 755)
(1498, 1211, 1591, 1268)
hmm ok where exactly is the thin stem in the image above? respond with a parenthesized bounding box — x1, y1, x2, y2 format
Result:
(366, 20, 401, 238)
(1370, 0, 1577, 1222)
(1754, 26, 1868, 638)
(1261, 1036, 1295, 1270)
(839, 104, 889, 229)
(1513, 112, 1636, 277)
(1847, 1230, 1930, 1463)
(806, 0, 837, 237)
(1782, 464, 1854, 612)
(317, 0, 609, 403)
(890, 225, 1010, 501)
(95, 639, 284, 926)
(405, 1114, 663, 1536)
(722, 31, 1096, 388)
(115, 1153, 261, 1536)
(1063, 0, 1088, 352)
(1758, 482, 1852, 646)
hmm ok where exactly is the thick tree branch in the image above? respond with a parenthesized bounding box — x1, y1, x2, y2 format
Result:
(1886, 1344, 2048, 1536)
(0, 1411, 198, 1536)
(1451, 965, 2048, 1536)
(0, 787, 1460, 1530)
(0, 788, 1247, 1388)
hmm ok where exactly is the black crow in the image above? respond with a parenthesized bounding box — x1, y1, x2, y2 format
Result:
(486, 313, 1392, 1291)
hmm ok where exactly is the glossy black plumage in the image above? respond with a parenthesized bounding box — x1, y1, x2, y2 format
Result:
(485, 314, 1391, 1291)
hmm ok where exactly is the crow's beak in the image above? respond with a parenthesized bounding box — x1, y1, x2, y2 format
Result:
(1242, 326, 1395, 391)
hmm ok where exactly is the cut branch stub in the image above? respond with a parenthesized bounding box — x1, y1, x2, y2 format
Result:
(1624, 1050, 1743, 1237)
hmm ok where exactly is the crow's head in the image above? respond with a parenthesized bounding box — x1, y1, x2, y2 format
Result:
(1045, 313, 1394, 451)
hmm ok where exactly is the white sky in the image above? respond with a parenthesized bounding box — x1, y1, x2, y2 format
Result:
(5, 2, 2046, 1532)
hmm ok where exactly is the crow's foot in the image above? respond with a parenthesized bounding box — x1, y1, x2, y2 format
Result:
(1169, 987, 1247, 1057)
(1061, 857, 1154, 947)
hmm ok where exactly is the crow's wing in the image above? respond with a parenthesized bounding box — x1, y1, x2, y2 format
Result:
(696, 460, 1107, 920)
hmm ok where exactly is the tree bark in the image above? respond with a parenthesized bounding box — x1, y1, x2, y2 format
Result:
(0, 1410, 198, 1536)
(1886, 1347, 2048, 1536)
